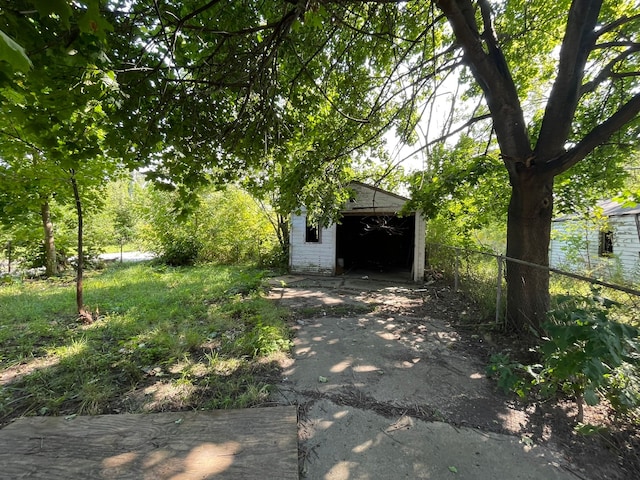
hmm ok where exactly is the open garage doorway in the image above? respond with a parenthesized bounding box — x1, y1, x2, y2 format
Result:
(336, 214, 416, 278)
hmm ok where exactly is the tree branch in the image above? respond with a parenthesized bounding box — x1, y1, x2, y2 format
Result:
(535, 0, 602, 159)
(396, 113, 493, 165)
(288, 44, 372, 124)
(546, 92, 640, 176)
(435, 0, 530, 159)
(173, 0, 222, 26)
(0, 129, 45, 154)
(594, 13, 640, 38)
(593, 40, 640, 49)
(581, 45, 640, 95)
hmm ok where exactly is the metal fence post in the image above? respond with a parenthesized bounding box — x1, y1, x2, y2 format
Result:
(496, 255, 504, 326)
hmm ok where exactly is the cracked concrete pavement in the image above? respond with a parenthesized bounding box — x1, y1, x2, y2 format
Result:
(268, 274, 585, 480)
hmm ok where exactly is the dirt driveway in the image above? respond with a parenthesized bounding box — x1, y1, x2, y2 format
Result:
(267, 274, 625, 480)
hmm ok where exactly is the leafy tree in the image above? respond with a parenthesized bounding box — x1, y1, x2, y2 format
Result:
(351, 149, 410, 195)
(108, 1, 411, 208)
(0, 1, 122, 319)
(0, 194, 82, 273)
(0, 151, 59, 275)
(103, 1, 640, 333)
(244, 147, 358, 262)
(100, 175, 144, 259)
(429, 0, 640, 333)
(197, 186, 278, 265)
(243, 146, 399, 265)
(408, 136, 510, 242)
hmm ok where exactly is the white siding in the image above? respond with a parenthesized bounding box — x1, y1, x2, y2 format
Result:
(289, 213, 337, 275)
(549, 214, 640, 282)
(549, 220, 601, 270)
(343, 182, 407, 214)
(610, 215, 640, 281)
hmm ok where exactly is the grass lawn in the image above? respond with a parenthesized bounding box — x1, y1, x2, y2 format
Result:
(0, 263, 292, 425)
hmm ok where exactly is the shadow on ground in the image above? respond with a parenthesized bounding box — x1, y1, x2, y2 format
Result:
(268, 274, 629, 480)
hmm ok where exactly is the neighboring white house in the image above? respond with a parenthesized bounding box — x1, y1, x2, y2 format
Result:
(549, 200, 640, 283)
(289, 181, 426, 282)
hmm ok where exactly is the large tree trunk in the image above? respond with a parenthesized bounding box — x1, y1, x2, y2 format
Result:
(505, 170, 554, 335)
(40, 200, 57, 277)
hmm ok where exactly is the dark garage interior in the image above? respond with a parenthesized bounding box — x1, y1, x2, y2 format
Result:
(336, 214, 415, 274)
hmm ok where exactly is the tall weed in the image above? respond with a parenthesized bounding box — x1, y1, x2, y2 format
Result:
(488, 290, 640, 422)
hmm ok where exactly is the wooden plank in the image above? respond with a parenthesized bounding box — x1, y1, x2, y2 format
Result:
(0, 406, 298, 480)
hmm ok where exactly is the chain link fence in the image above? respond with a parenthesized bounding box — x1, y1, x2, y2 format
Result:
(426, 242, 640, 328)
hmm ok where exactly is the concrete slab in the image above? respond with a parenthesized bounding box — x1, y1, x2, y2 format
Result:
(298, 399, 576, 480)
(271, 284, 584, 480)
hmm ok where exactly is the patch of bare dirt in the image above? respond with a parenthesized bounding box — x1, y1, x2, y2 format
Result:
(407, 283, 640, 480)
(0, 356, 60, 387)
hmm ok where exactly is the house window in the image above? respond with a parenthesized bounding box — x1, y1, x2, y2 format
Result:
(305, 218, 321, 243)
(599, 230, 613, 256)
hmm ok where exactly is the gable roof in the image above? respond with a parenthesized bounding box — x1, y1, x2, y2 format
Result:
(342, 181, 411, 215)
(349, 180, 410, 202)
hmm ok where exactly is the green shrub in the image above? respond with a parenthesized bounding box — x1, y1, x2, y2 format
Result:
(160, 233, 201, 266)
(488, 290, 640, 422)
(537, 291, 640, 420)
(234, 321, 292, 357)
(137, 185, 278, 267)
(486, 353, 534, 399)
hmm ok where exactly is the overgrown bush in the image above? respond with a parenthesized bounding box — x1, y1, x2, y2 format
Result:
(539, 292, 640, 420)
(138, 185, 278, 267)
(487, 290, 640, 422)
(257, 241, 289, 270)
(485, 353, 532, 399)
(159, 233, 201, 266)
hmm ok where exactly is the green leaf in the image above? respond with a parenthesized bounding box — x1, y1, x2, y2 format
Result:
(0, 30, 32, 72)
(584, 388, 600, 406)
(304, 10, 324, 29)
(78, 1, 114, 39)
(574, 423, 608, 436)
(29, 0, 73, 29)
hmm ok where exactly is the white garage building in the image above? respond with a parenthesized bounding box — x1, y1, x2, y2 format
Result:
(289, 181, 426, 282)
